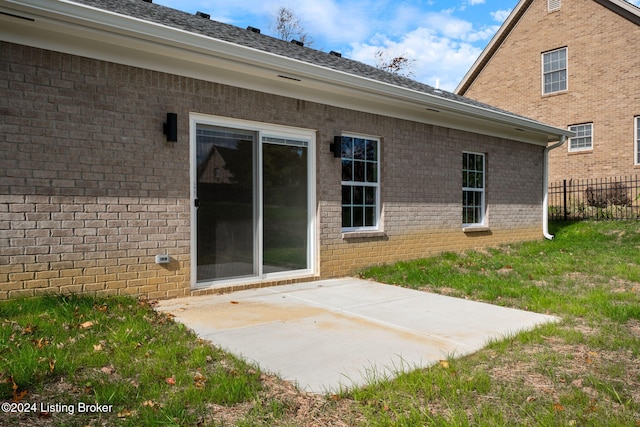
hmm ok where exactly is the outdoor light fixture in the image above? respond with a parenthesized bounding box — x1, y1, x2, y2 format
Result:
(163, 113, 177, 142)
(330, 136, 343, 158)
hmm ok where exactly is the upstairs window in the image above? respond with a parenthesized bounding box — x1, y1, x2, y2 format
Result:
(548, 0, 561, 12)
(542, 48, 567, 94)
(569, 123, 593, 152)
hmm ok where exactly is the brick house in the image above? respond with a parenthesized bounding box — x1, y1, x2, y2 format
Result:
(456, 0, 640, 184)
(0, 0, 571, 300)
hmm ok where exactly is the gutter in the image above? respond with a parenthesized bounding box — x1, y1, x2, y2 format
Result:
(542, 136, 566, 240)
(0, 0, 572, 146)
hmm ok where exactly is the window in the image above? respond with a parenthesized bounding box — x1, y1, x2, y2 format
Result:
(548, 0, 561, 12)
(341, 135, 380, 231)
(463, 152, 485, 226)
(569, 123, 593, 152)
(542, 48, 567, 94)
(636, 117, 640, 165)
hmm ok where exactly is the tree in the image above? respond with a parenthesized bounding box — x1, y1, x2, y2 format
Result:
(374, 50, 415, 77)
(272, 7, 312, 46)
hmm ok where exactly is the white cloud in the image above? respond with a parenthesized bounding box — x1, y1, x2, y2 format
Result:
(465, 25, 501, 43)
(491, 8, 512, 23)
(424, 13, 473, 39)
(293, 0, 373, 46)
(468, 0, 486, 5)
(348, 27, 483, 91)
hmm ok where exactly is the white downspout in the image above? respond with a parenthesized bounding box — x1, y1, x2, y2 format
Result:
(542, 136, 566, 240)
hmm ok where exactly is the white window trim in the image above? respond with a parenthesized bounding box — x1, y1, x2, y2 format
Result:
(542, 47, 568, 95)
(462, 151, 486, 227)
(189, 113, 317, 289)
(568, 122, 593, 152)
(635, 116, 640, 165)
(341, 133, 381, 233)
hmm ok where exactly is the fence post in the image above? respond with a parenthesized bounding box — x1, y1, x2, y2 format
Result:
(563, 179, 568, 221)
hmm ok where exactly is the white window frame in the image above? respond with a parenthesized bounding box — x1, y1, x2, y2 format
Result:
(635, 116, 640, 165)
(548, 0, 561, 12)
(568, 123, 593, 152)
(340, 133, 381, 232)
(542, 47, 568, 95)
(462, 151, 485, 227)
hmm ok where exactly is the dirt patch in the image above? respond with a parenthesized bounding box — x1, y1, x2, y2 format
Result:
(627, 319, 640, 337)
(479, 318, 640, 414)
(564, 271, 602, 286)
(609, 277, 640, 293)
(201, 373, 364, 426)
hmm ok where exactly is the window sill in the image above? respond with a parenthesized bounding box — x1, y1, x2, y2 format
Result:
(342, 231, 388, 240)
(568, 149, 593, 155)
(541, 90, 568, 98)
(463, 226, 491, 234)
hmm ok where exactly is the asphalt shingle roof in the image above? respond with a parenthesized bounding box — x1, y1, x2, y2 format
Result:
(70, 0, 530, 119)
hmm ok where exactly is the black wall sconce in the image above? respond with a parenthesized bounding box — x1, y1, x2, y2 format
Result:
(329, 136, 343, 158)
(163, 113, 177, 142)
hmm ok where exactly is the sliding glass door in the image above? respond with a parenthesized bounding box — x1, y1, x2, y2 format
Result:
(262, 138, 308, 273)
(195, 126, 256, 281)
(192, 116, 314, 286)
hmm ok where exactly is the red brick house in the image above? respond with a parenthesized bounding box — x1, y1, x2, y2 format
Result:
(0, 0, 571, 300)
(456, 0, 640, 184)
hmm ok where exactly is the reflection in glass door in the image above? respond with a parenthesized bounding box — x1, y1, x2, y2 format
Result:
(195, 126, 256, 281)
(262, 137, 308, 273)
(193, 120, 313, 285)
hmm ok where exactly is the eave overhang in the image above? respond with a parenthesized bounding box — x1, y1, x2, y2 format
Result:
(0, 0, 573, 146)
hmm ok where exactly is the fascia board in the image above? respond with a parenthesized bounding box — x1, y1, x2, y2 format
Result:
(610, 0, 640, 16)
(1, 0, 571, 144)
(593, 0, 640, 24)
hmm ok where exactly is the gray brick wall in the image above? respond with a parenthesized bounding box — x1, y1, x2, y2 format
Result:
(1, 41, 545, 298)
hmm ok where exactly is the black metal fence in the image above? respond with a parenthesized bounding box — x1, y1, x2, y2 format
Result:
(548, 176, 640, 221)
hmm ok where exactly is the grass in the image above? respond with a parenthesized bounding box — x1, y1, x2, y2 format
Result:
(1, 296, 262, 426)
(2, 221, 640, 426)
(353, 221, 640, 426)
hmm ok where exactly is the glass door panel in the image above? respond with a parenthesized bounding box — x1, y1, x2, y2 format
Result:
(196, 125, 256, 281)
(262, 138, 308, 273)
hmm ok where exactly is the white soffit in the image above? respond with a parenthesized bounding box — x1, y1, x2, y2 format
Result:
(0, 0, 573, 145)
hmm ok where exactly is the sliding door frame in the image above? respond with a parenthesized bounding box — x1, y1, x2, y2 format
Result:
(189, 113, 317, 290)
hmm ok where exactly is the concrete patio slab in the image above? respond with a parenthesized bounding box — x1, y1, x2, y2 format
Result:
(156, 278, 559, 393)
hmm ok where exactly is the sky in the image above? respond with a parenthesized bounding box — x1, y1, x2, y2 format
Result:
(153, 0, 640, 92)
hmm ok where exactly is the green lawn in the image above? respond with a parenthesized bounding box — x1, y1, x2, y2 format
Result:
(1, 221, 639, 426)
(1, 296, 262, 426)
(354, 221, 640, 426)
